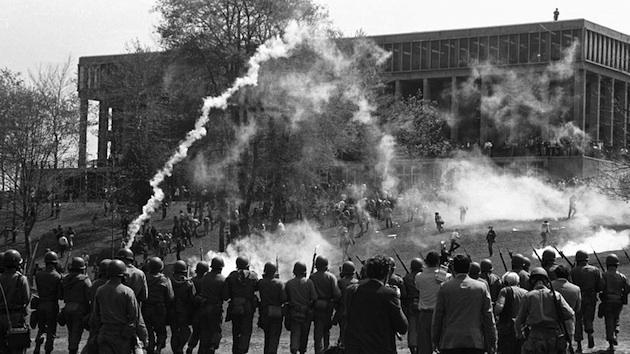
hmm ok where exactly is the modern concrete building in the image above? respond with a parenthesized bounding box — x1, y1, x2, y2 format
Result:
(77, 19, 630, 180)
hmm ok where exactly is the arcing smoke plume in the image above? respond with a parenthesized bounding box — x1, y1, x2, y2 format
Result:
(126, 22, 307, 245)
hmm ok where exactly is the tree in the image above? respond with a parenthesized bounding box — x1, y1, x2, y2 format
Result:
(382, 92, 453, 158)
(0, 69, 58, 267)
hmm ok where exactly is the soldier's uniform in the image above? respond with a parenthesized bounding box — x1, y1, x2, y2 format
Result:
(223, 257, 259, 354)
(479, 259, 502, 305)
(198, 258, 227, 354)
(33, 253, 63, 354)
(286, 262, 317, 354)
(187, 261, 208, 354)
(309, 257, 341, 354)
(92, 260, 147, 354)
(61, 257, 92, 354)
(402, 260, 421, 354)
(600, 254, 629, 351)
(169, 261, 195, 354)
(143, 258, 174, 354)
(0, 250, 30, 354)
(570, 250, 604, 350)
(85, 259, 112, 354)
(257, 263, 286, 354)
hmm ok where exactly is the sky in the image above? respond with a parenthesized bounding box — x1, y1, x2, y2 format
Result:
(1, 0, 629, 159)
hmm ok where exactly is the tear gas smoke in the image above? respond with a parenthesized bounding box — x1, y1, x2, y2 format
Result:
(376, 134, 398, 194)
(189, 221, 337, 280)
(126, 21, 308, 246)
(533, 227, 630, 260)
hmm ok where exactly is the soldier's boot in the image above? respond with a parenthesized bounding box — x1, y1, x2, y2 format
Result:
(33, 336, 43, 354)
(185, 347, 193, 354)
(575, 341, 582, 354)
(409, 347, 418, 354)
(588, 333, 595, 348)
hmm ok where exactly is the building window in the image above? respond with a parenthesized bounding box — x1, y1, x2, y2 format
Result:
(489, 36, 499, 63)
(440, 40, 449, 68)
(78, 66, 85, 90)
(392, 43, 401, 71)
(421, 41, 430, 69)
(499, 35, 509, 64)
(519, 33, 529, 63)
(470, 37, 479, 64)
(449, 39, 458, 67)
(402, 42, 412, 71)
(383, 43, 392, 71)
(412, 42, 421, 70)
(561, 30, 573, 51)
(551, 30, 561, 61)
(479, 36, 488, 62)
(573, 29, 583, 60)
(509, 34, 518, 64)
(529, 32, 540, 62)
(431, 40, 440, 69)
(540, 32, 549, 61)
(459, 38, 469, 67)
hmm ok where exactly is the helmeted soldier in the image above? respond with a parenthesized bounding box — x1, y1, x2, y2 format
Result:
(570, 249, 604, 352)
(187, 261, 209, 354)
(91, 259, 148, 354)
(309, 255, 341, 354)
(286, 261, 317, 354)
(0, 250, 29, 353)
(257, 262, 286, 354)
(510, 254, 530, 290)
(402, 258, 421, 354)
(335, 261, 359, 348)
(199, 257, 227, 354)
(143, 257, 174, 354)
(85, 258, 111, 354)
(116, 248, 148, 303)
(600, 254, 630, 352)
(514, 267, 574, 354)
(541, 249, 558, 281)
(480, 259, 502, 305)
(33, 251, 63, 354)
(168, 260, 195, 354)
(61, 257, 92, 354)
(223, 256, 259, 354)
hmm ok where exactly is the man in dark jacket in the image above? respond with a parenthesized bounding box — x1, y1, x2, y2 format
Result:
(143, 257, 174, 354)
(344, 254, 408, 354)
(34, 251, 63, 354)
(61, 257, 92, 354)
(223, 256, 259, 354)
(169, 260, 195, 354)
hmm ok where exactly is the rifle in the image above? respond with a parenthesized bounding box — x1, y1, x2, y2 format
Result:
(548, 279, 576, 354)
(462, 246, 471, 260)
(506, 247, 514, 259)
(310, 245, 319, 275)
(552, 245, 574, 268)
(200, 247, 204, 261)
(345, 250, 353, 262)
(498, 247, 508, 272)
(275, 254, 280, 279)
(355, 255, 365, 265)
(622, 245, 630, 263)
(528, 242, 542, 263)
(392, 248, 410, 274)
(590, 245, 605, 271)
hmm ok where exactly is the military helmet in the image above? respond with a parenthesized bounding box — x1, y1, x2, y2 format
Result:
(116, 248, 135, 262)
(468, 262, 481, 277)
(575, 250, 589, 262)
(195, 261, 209, 275)
(529, 267, 549, 281)
(210, 257, 224, 269)
(511, 254, 525, 268)
(315, 256, 329, 270)
(523, 257, 531, 270)
(410, 258, 423, 272)
(293, 261, 307, 275)
(44, 251, 59, 264)
(480, 259, 493, 272)
(173, 260, 188, 273)
(148, 257, 164, 273)
(69, 257, 86, 271)
(107, 259, 127, 277)
(3, 249, 22, 268)
(98, 259, 112, 275)
(236, 256, 249, 270)
(340, 261, 356, 275)
(606, 254, 620, 266)
(542, 249, 556, 261)
(263, 262, 277, 275)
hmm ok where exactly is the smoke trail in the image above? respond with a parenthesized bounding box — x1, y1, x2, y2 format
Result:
(534, 226, 630, 260)
(125, 22, 307, 246)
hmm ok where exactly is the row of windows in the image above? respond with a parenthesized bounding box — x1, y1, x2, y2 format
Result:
(585, 30, 630, 72)
(382, 30, 583, 72)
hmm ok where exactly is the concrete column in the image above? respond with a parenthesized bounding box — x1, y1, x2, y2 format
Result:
(423, 78, 430, 100)
(593, 74, 601, 142)
(78, 98, 88, 168)
(98, 101, 109, 166)
(573, 69, 586, 131)
(479, 76, 488, 144)
(614, 81, 628, 147)
(451, 76, 459, 142)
